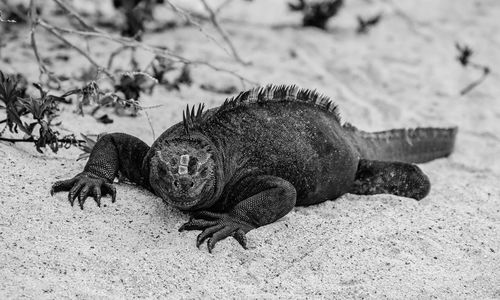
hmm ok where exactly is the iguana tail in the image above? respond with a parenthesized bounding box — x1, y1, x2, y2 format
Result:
(349, 126, 458, 163)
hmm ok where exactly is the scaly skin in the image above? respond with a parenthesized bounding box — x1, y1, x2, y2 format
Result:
(51, 85, 457, 252)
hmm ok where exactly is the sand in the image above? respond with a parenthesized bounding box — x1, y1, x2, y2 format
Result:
(0, 0, 499, 298)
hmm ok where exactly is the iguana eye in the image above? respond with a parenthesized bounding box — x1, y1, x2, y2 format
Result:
(188, 157, 199, 174)
(158, 162, 168, 177)
(199, 165, 208, 178)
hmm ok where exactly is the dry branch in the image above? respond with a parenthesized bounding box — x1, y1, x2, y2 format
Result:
(107, 45, 130, 70)
(460, 63, 490, 96)
(38, 19, 256, 86)
(52, 0, 98, 32)
(28, 0, 61, 86)
(163, 0, 238, 63)
(214, 0, 235, 15)
(0, 135, 85, 146)
(43, 0, 255, 85)
(200, 0, 249, 65)
(38, 20, 114, 79)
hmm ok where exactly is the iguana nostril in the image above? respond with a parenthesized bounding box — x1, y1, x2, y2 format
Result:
(173, 180, 179, 188)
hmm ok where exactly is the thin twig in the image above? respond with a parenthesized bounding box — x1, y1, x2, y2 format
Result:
(107, 45, 130, 70)
(200, 0, 249, 65)
(163, 0, 234, 61)
(0, 136, 36, 143)
(38, 20, 257, 85)
(0, 136, 85, 145)
(385, 0, 432, 41)
(52, 0, 99, 32)
(37, 20, 114, 80)
(214, 0, 235, 15)
(28, 0, 61, 87)
(143, 109, 155, 140)
(30, 28, 50, 77)
(141, 56, 158, 73)
(48, 0, 255, 84)
(140, 104, 166, 110)
(460, 64, 490, 96)
(29, 23, 47, 75)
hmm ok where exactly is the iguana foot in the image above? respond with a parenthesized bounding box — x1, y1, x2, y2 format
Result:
(178, 211, 254, 253)
(51, 172, 116, 209)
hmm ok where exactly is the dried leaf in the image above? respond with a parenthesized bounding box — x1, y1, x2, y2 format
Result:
(0, 71, 29, 134)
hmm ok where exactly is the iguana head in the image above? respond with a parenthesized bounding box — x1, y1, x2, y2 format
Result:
(149, 139, 220, 210)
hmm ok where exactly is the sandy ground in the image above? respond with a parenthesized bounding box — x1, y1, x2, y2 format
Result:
(1, 0, 499, 298)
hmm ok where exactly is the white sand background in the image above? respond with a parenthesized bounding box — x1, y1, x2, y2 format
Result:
(0, 0, 499, 298)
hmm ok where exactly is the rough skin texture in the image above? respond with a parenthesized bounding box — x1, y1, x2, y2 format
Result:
(51, 85, 457, 252)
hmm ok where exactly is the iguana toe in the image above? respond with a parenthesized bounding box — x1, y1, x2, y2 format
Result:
(179, 211, 253, 252)
(207, 226, 241, 253)
(69, 182, 84, 207)
(51, 178, 77, 196)
(78, 186, 90, 209)
(196, 224, 224, 248)
(102, 183, 117, 203)
(232, 229, 248, 249)
(92, 186, 101, 207)
(178, 218, 218, 232)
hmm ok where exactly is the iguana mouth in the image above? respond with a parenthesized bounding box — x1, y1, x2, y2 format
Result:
(152, 182, 202, 209)
(167, 180, 207, 208)
(168, 197, 199, 208)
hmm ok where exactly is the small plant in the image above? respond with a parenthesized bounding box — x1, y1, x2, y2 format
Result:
(455, 42, 490, 95)
(113, 0, 164, 40)
(0, 3, 37, 24)
(0, 71, 83, 153)
(78, 133, 106, 160)
(148, 56, 192, 91)
(115, 72, 152, 100)
(150, 55, 176, 84)
(62, 80, 140, 118)
(62, 81, 100, 115)
(121, 8, 146, 40)
(455, 43, 473, 67)
(288, 0, 344, 29)
(0, 71, 28, 133)
(356, 14, 382, 34)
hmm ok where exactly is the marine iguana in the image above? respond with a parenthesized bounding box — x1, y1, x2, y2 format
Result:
(51, 85, 457, 252)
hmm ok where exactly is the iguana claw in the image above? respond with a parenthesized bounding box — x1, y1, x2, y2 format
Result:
(179, 211, 253, 253)
(51, 172, 116, 209)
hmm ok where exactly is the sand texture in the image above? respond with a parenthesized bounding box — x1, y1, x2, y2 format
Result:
(0, 0, 499, 298)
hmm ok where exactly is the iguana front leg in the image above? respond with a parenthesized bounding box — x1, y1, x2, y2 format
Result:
(179, 175, 297, 252)
(51, 133, 151, 209)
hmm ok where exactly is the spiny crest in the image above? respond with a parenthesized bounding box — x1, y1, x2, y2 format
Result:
(218, 84, 340, 121)
(182, 103, 206, 135)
